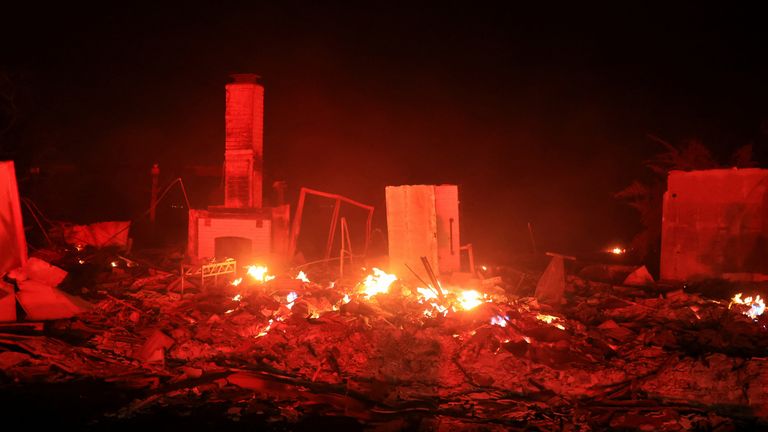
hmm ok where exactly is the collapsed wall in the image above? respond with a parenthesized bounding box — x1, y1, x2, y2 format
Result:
(661, 168, 768, 281)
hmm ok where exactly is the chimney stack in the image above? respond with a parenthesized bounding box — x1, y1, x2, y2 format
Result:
(224, 73, 263, 208)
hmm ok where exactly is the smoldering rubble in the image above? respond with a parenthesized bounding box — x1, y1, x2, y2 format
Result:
(1, 248, 767, 431)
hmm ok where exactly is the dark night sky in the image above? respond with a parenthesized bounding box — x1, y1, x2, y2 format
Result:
(2, 3, 768, 260)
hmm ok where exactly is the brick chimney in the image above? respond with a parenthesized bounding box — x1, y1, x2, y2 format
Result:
(224, 73, 263, 208)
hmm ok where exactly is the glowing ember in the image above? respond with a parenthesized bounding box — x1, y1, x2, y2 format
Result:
(232, 293, 242, 302)
(536, 313, 566, 330)
(246, 265, 275, 283)
(78, 259, 85, 265)
(359, 268, 397, 297)
(690, 305, 701, 320)
(610, 247, 626, 255)
(225, 308, 235, 314)
(490, 315, 507, 327)
(342, 294, 351, 304)
(295, 271, 310, 283)
(730, 293, 766, 319)
(456, 290, 483, 310)
(110, 261, 118, 268)
(481, 265, 488, 271)
(231, 277, 243, 286)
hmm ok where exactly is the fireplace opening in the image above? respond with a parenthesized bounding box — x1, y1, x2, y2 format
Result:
(214, 236, 252, 263)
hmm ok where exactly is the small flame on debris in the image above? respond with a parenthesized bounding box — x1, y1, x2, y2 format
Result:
(232, 293, 242, 302)
(456, 290, 483, 310)
(481, 265, 488, 271)
(75, 244, 85, 252)
(610, 247, 626, 255)
(246, 265, 275, 283)
(416, 287, 439, 301)
(286, 291, 298, 309)
(231, 277, 243, 287)
(359, 268, 397, 298)
(256, 319, 273, 337)
(110, 261, 118, 268)
(78, 259, 85, 265)
(342, 294, 351, 304)
(417, 286, 489, 315)
(536, 313, 566, 330)
(490, 315, 507, 327)
(423, 302, 449, 318)
(536, 314, 558, 324)
(295, 271, 310, 283)
(729, 293, 766, 319)
(225, 308, 235, 314)
(523, 336, 531, 344)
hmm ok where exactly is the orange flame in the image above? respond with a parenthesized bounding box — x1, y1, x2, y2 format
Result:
(359, 268, 397, 298)
(417, 286, 489, 314)
(416, 287, 439, 301)
(286, 291, 298, 309)
(456, 289, 483, 310)
(246, 265, 275, 283)
(296, 271, 310, 283)
(490, 315, 507, 327)
(255, 319, 273, 338)
(536, 313, 566, 330)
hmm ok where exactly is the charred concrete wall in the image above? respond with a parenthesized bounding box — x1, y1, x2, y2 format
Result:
(660, 168, 768, 281)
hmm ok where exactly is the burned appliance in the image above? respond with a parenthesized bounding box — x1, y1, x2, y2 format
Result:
(385, 184, 461, 277)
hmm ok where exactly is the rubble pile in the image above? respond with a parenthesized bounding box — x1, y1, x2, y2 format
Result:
(2, 250, 768, 430)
